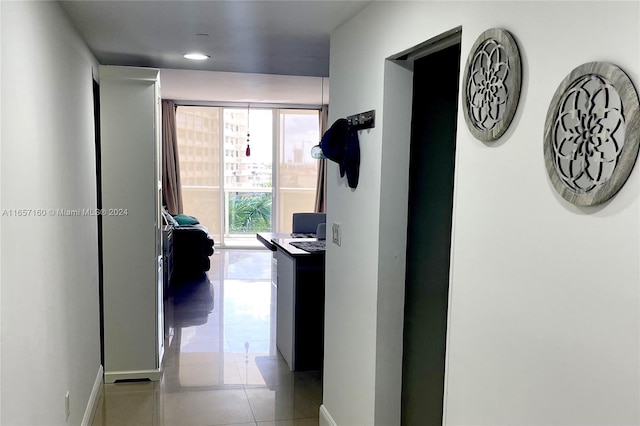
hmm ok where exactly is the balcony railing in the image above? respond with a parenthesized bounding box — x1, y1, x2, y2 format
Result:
(181, 185, 316, 246)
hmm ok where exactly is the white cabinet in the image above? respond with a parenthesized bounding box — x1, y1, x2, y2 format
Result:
(99, 66, 163, 383)
(274, 243, 325, 371)
(276, 250, 295, 369)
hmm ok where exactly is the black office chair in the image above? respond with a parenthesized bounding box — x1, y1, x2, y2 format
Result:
(292, 212, 326, 235)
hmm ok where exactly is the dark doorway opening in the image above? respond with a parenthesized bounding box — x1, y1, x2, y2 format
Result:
(93, 78, 105, 366)
(401, 40, 461, 425)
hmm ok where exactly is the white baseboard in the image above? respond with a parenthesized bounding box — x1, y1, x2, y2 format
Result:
(319, 404, 338, 426)
(104, 368, 162, 384)
(81, 365, 103, 426)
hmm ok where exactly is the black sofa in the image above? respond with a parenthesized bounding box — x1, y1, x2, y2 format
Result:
(163, 210, 214, 279)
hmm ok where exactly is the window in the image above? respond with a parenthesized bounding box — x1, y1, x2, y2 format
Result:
(277, 110, 321, 232)
(176, 106, 320, 246)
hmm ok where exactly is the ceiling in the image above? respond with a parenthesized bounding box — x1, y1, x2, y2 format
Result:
(61, 1, 371, 78)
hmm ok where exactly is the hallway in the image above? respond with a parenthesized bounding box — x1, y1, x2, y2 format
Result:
(90, 249, 322, 426)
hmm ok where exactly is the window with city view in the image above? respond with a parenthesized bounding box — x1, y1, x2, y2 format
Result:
(176, 106, 320, 246)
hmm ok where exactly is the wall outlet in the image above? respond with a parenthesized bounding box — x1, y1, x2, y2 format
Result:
(65, 391, 70, 421)
(332, 223, 341, 246)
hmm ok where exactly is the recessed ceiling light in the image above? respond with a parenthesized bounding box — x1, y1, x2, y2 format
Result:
(184, 53, 210, 60)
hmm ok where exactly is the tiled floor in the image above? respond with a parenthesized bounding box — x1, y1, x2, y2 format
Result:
(91, 249, 322, 426)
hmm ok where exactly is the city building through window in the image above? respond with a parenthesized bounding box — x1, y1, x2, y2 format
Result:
(176, 106, 320, 246)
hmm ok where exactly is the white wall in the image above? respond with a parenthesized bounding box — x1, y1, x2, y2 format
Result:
(323, 1, 640, 425)
(160, 68, 330, 105)
(1, 1, 101, 424)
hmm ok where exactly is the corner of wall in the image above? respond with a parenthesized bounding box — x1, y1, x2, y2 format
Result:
(81, 366, 103, 426)
(319, 404, 338, 426)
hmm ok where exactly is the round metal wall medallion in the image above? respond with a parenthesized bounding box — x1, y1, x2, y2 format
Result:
(462, 28, 522, 142)
(543, 62, 640, 206)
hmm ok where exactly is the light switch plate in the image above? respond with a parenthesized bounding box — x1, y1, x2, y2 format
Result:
(332, 223, 341, 246)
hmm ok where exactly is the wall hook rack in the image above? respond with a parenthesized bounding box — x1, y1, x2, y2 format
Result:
(347, 110, 375, 131)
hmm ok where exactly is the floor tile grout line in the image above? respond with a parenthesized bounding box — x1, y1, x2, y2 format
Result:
(242, 385, 259, 425)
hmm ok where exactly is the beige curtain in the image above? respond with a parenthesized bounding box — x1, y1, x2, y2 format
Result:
(162, 100, 183, 215)
(314, 105, 329, 213)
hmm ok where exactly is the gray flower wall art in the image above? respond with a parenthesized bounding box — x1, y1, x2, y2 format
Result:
(462, 28, 522, 141)
(544, 62, 640, 206)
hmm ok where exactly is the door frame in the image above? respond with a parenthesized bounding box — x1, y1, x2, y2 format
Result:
(375, 27, 461, 426)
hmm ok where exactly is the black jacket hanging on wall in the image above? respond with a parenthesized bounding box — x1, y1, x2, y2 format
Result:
(320, 118, 360, 189)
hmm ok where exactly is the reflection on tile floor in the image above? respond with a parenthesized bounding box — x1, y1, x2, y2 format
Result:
(91, 249, 322, 426)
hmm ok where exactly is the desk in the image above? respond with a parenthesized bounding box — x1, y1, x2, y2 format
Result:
(257, 233, 325, 371)
(256, 232, 284, 251)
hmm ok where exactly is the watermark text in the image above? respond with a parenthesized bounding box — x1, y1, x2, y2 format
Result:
(2, 208, 129, 217)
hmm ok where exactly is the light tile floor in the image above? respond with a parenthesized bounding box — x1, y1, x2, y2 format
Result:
(91, 249, 322, 426)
